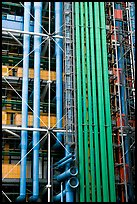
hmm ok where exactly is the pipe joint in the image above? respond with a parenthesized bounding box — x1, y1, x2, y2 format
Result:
(16, 195, 26, 202)
(28, 195, 39, 202)
(56, 167, 78, 182)
(56, 156, 76, 168)
(66, 177, 79, 190)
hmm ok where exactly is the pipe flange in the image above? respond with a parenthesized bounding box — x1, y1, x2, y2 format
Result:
(46, 184, 52, 188)
(47, 80, 52, 84)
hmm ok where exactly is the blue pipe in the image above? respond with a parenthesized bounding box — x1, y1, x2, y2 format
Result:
(52, 2, 63, 149)
(53, 177, 79, 202)
(115, 3, 131, 200)
(29, 2, 42, 202)
(53, 153, 72, 167)
(130, 2, 135, 58)
(55, 156, 76, 169)
(127, 3, 135, 201)
(54, 190, 66, 202)
(115, 2, 129, 167)
(56, 167, 78, 182)
(16, 2, 31, 202)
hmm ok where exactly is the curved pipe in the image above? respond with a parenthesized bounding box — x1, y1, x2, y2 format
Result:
(16, 2, 31, 202)
(52, 2, 63, 149)
(56, 156, 76, 169)
(53, 191, 66, 202)
(53, 153, 72, 167)
(53, 177, 79, 202)
(66, 177, 79, 202)
(29, 2, 42, 202)
(56, 167, 78, 182)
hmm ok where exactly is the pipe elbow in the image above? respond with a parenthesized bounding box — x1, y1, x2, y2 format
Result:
(66, 177, 79, 191)
(56, 167, 78, 182)
(52, 133, 63, 149)
(52, 141, 61, 149)
(16, 195, 26, 202)
(28, 195, 39, 202)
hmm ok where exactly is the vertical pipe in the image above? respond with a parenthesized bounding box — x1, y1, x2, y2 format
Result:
(84, 2, 96, 201)
(61, 182, 63, 202)
(89, 2, 102, 201)
(29, 2, 42, 201)
(126, 2, 135, 109)
(130, 2, 135, 48)
(16, 2, 31, 202)
(129, 2, 135, 75)
(80, 2, 90, 202)
(93, 2, 109, 201)
(126, 2, 135, 201)
(75, 2, 85, 202)
(112, 2, 128, 201)
(48, 2, 51, 202)
(53, 178, 79, 202)
(115, 4, 130, 201)
(53, 2, 63, 149)
(117, 4, 127, 161)
(99, 2, 116, 201)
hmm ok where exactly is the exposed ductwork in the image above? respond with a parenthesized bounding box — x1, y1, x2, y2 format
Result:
(16, 2, 31, 202)
(52, 2, 63, 149)
(29, 2, 42, 202)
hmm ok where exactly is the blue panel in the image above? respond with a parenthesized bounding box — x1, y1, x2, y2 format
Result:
(2, 15, 34, 32)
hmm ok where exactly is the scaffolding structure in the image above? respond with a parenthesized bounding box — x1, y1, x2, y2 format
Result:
(2, 2, 135, 203)
(2, 2, 67, 202)
(105, 2, 135, 202)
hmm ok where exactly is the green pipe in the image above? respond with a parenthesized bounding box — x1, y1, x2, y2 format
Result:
(99, 2, 116, 201)
(89, 2, 101, 202)
(93, 2, 109, 201)
(80, 2, 90, 201)
(84, 2, 95, 201)
(75, 2, 85, 202)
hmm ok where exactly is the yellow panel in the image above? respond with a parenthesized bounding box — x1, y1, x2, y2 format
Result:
(2, 164, 20, 178)
(2, 112, 7, 124)
(3, 144, 9, 164)
(2, 66, 9, 76)
(29, 69, 34, 78)
(14, 113, 57, 127)
(7, 113, 11, 125)
(16, 67, 23, 77)
(16, 67, 57, 81)
(2, 164, 29, 179)
(40, 70, 48, 80)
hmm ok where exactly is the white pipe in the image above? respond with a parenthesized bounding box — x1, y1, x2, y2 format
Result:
(2, 28, 63, 38)
(48, 2, 51, 202)
(2, 126, 69, 133)
(61, 182, 63, 202)
(7, 32, 23, 46)
(3, 129, 20, 137)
